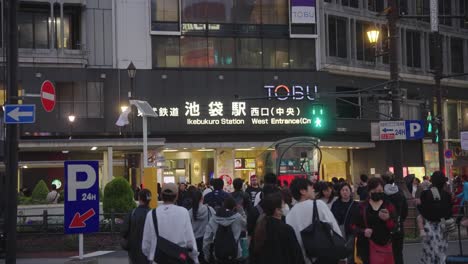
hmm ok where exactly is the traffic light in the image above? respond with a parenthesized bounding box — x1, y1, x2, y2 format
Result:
(426, 111, 433, 134)
(312, 105, 324, 129)
(433, 127, 439, 143)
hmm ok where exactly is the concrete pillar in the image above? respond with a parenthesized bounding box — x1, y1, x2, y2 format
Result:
(107, 146, 113, 182)
(191, 151, 203, 184)
(215, 148, 234, 192)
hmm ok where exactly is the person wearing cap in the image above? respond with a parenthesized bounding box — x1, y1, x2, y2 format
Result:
(121, 189, 152, 264)
(142, 183, 199, 263)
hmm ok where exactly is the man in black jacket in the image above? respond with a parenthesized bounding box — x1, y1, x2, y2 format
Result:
(382, 173, 408, 264)
(121, 189, 151, 264)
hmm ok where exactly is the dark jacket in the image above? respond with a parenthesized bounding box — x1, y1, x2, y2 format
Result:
(250, 217, 305, 264)
(331, 199, 359, 238)
(418, 188, 453, 222)
(232, 190, 252, 214)
(357, 184, 369, 201)
(384, 184, 408, 233)
(203, 189, 230, 210)
(351, 201, 397, 264)
(121, 205, 150, 264)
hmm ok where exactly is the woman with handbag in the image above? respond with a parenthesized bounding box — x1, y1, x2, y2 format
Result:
(418, 171, 453, 264)
(351, 177, 396, 264)
(331, 183, 359, 263)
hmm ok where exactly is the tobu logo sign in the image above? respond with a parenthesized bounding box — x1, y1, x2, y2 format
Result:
(264, 84, 318, 101)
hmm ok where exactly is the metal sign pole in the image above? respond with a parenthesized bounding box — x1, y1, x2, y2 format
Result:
(143, 116, 148, 168)
(79, 233, 84, 260)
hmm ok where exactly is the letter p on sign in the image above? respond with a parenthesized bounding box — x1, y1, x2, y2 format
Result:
(405, 120, 425, 140)
(67, 164, 97, 201)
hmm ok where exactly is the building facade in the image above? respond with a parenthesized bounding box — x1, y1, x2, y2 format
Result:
(1, 0, 467, 191)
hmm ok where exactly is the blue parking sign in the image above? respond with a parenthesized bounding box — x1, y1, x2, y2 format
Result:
(64, 161, 100, 234)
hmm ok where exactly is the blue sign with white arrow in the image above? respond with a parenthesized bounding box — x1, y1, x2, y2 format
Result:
(4, 104, 36, 124)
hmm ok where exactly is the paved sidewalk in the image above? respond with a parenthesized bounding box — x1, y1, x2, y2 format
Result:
(4, 240, 468, 264)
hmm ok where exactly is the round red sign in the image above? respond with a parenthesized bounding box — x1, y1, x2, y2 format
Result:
(40, 80, 56, 112)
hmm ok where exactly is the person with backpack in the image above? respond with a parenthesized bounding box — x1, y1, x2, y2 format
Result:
(286, 178, 341, 264)
(142, 183, 199, 264)
(189, 190, 216, 264)
(382, 172, 408, 264)
(204, 178, 230, 211)
(250, 192, 305, 264)
(203, 196, 246, 264)
(121, 189, 152, 264)
(418, 171, 453, 264)
(231, 178, 251, 218)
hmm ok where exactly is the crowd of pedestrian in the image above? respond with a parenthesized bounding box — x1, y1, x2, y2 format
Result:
(121, 170, 467, 264)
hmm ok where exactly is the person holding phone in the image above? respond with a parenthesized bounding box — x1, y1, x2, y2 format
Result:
(351, 177, 397, 264)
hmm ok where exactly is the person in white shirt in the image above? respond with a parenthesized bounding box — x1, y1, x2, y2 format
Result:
(202, 179, 214, 197)
(46, 184, 60, 204)
(142, 183, 199, 264)
(286, 178, 342, 264)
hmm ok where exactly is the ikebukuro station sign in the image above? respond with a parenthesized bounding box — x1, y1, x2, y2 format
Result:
(149, 84, 320, 127)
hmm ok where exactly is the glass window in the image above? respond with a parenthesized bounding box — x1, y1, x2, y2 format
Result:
(368, 0, 384, 12)
(461, 0, 468, 29)
(462, 103, 468, 131)
(263, 38, 289, 68)
(439, 0, 451, 26)
(342, 0, 358, 8)
(152, 0, 179, 21)
(152, 36, 180, 67)
(152, 0, 179, 31)
(18, 12, 34, 48)
(447, 102, 458, 139)
(336, 87, 361, 119)
(236, 38, 262, 68)
(328, 16, 347, 58)
(235, 0, 261, 24)
(87, 82, 104, 118)
(290, 39, 315, 69)
(262, 0, 288, 25)
(57, 82, 74, 117)
(356, 21, 374, 62)
(54, 5, 81, 49)
(18, 3, 51, 49)
(451, 38, 464, 74)
(180, 37, 208, 67)
(416, 0, 430, 22)
(208, 38, 235, 68)
(406, 30, 421, 68)
(182, 0, 234, 23)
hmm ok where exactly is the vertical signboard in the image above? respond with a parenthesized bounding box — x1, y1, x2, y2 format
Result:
(64, 161, 100, 234)
(291, 0, 316, 24)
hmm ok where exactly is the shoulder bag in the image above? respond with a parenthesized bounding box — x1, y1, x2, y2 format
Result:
(363, 203, 394, 264)
(152, 209, 193, 264)
(300, 199, 349, 261)
(120, 208, 136, 251)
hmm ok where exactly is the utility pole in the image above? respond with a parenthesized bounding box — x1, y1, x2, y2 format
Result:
(430, 0, 445, 172)
(5, 0, 19, 263)
(388, 0, 404, 183)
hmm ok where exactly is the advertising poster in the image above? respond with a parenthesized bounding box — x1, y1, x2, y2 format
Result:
(291, 0, 316, 24)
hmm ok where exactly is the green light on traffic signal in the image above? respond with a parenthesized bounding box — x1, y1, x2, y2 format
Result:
(426, 112, 433, 133)
(312, 105, 324, 129)
(314, 117, 322, 128)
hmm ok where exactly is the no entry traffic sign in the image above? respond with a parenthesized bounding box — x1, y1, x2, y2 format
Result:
(40, 80, 56, 112)
(64, 161, 100, 234)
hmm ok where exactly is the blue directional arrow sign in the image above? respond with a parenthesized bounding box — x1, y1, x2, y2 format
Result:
(382, 128, 394, 133)
(4, 104, 36, 124)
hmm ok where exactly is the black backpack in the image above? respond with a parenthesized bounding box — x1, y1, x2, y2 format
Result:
(214, 224, 238, 262)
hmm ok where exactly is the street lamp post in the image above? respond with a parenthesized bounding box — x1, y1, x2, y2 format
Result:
(5, 0, 19, 262)
(366, 0, 404, 185)
(68, 115, 76, 139)
(127, 62, 136, 138)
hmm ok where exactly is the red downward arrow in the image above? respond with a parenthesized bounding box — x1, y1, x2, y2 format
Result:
(69, 208, 96, 228)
